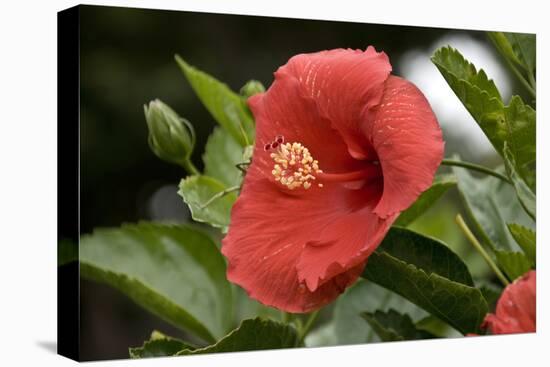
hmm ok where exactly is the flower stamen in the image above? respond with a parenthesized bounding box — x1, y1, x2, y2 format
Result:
(270, 141, 323, 190)
(269, 140, 382, 191)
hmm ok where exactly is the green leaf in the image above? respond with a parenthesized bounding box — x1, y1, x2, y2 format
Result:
(178, 175, 237, 231)
(203, 127, 244, 187)
(361, 309, 437, 342)
(503, 143, 536, 220)
(489, 32, 536, 75)
(372, 227, 474, 285)
(479, 285, 502, 311)
(505, 33, 536, 80)
(432, 46, 503, 103)
(453, 163, 534, 280)
(129, 331, 194, 358)
(176, 318, 298, 355)
(432, 47, 536, 189)
(502, 97, 536, 190)
(175, 55, 255, 147)
(453, 163, 534, 252)
(508, 223, 536, 265)
(80, 222, 232, 343)
(232, 286, 280, 327)
(495, 250, 532, 281)
(395, 174, 457, 226)
(415, 315, 461, 338)
(362, 227, 488, 334)
(58, 238, 77, 266)
(305, 280, 427, 346)
(488, 32, 524, 70)
(505, 33, 536, 74)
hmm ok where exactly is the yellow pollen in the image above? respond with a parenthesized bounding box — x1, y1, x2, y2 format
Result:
(270, 142, 322, 190)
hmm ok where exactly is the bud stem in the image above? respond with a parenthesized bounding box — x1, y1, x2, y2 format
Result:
(455, 214, 510, 286)
(181, 158, 199, 176)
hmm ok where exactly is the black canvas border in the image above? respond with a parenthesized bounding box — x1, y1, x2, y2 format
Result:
(57, 4, 80, 361)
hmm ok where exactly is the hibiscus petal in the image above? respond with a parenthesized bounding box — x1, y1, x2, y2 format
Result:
(222, 177, 369, 312)
(296, 180, 396, 292)
(248, 70, 362, 178)
(281, 47, 392, 160)
(483, 270, 536, 334)
(364, 76, 444, 218)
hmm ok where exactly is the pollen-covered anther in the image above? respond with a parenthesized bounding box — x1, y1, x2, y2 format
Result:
(270, 141, 323, 190)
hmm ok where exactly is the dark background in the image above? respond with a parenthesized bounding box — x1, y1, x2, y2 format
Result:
(77, 5, 514, 360)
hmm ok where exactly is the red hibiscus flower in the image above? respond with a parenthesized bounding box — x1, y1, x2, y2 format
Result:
(221, 47, 444, 312)
(482, 270, 536, 334)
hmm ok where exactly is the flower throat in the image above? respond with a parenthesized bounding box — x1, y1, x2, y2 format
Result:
(265, 135, 381, 190)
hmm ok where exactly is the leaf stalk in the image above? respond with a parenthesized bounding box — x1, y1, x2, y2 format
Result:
(297, 311, 319, 346)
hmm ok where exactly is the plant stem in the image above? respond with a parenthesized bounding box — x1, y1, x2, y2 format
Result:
(181, 158, 200, 175)
(455, 214, 510, 286)
(512, 66, 536, 99)
(297, 311, 319, 345)
(441, 159, 511, 184)
(527, 70, 537, 92)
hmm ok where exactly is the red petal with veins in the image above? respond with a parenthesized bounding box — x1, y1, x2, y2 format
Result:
(221, 47, 444, 312)
(295, 180, 398, 292)
(365, 76, 444, 218)
(248, 71, 364, 178)
(222, 177, 372, 312)
(282, 47, 391, 160)
(483, 270, 536, 334)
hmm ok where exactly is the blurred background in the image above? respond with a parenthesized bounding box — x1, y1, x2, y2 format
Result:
(76, 4, 527, 360)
